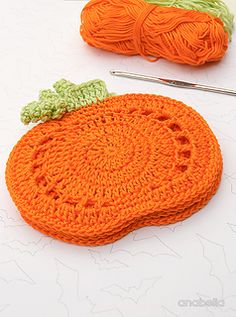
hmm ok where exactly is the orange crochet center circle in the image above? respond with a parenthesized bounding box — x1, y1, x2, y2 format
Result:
(6, 94, 222, 245)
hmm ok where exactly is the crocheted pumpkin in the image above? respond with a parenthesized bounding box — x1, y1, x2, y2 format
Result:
(6, 80, 222, 246)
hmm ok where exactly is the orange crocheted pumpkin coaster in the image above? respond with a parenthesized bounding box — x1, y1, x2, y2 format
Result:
(6, 94, 222, 246)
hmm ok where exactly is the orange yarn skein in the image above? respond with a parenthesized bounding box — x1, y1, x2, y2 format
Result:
(80, 0, 228, 66)
(6, 94, 222, 246)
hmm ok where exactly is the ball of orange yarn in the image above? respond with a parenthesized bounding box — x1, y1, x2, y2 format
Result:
(80, 0, 229, 66)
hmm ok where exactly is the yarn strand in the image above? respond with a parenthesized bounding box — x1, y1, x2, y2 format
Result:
(145, 0, 234, 39)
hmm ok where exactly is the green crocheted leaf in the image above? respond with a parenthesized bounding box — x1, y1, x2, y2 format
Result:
(21, 79, 111, 124)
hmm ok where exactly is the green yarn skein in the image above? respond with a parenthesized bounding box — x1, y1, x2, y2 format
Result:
(21, 79, 111, 124)
(146, 0, 234, 39)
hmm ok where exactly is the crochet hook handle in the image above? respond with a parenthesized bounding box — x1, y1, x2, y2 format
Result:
(110, 70, 236, 97)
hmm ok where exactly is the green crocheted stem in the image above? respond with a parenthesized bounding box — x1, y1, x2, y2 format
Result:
(21, 79, 111, 124)
(145, 0, 234, 39)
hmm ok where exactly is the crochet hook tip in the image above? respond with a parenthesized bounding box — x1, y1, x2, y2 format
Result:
(110, 70, 119, 75)
(110, 70, 127, 76)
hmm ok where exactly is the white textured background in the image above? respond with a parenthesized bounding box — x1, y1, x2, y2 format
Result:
(0, 0, 236, 316)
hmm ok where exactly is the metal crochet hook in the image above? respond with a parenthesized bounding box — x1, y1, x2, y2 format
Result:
(110, 70, 236, 97)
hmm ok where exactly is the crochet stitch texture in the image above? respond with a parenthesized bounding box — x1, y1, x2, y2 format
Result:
(6, 94, 222, 246)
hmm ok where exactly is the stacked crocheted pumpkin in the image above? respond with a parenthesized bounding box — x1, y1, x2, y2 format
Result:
(6, 80, 222, 245)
